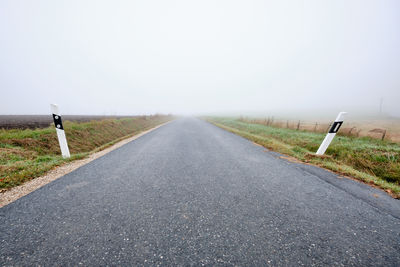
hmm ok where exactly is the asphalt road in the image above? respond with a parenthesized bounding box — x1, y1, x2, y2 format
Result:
(1, 118, 399, 266)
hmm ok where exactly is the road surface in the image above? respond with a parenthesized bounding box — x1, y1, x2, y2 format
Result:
(1, 118, 399, 266)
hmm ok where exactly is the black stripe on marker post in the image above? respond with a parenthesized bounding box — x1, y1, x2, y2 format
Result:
(52, 114, 64, 130)
(328, 121, 343, 133)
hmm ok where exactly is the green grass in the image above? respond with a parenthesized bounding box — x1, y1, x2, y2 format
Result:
(0, 115, 173, 189)
(206, 117, 400, 198)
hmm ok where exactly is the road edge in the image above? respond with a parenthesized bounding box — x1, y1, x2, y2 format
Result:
(205, 119, 400, 199)
(0, 121, 172, 208)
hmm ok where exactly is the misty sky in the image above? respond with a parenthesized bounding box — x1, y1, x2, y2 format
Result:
(1, 0, 399, 117)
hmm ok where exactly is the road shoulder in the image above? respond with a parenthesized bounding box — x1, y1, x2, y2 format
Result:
(0, 121, 171, 208)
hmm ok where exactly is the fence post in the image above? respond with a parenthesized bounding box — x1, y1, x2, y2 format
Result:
(297, 120, 300, 130)
(326, 123, 331, 132)
(382, 130, 386, 141)
(316, 112, 347, 155)
(50, 104, 70, 158)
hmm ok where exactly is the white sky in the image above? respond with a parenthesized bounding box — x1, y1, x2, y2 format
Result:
(1, 0, 399, 116)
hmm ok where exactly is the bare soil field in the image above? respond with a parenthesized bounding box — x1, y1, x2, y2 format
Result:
(0, 115, 139, 129)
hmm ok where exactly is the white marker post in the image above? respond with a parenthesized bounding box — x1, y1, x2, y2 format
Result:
(316, 112, 347, 155)
(50, 104, 70, 158)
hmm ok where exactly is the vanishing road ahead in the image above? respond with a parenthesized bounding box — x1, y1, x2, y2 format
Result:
(1, 118, 400, 266)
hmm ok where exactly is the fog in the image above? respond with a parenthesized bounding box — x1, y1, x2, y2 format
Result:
(1, 0, 399, 118)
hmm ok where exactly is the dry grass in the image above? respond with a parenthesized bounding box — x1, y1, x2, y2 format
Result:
(241, 117, 400, 143)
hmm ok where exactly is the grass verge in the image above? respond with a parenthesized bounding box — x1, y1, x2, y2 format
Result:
(0, 115, 173, 189)
(206, 117, 400, 198)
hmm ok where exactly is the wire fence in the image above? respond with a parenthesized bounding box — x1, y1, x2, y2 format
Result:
(238, 117, 393, 142)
